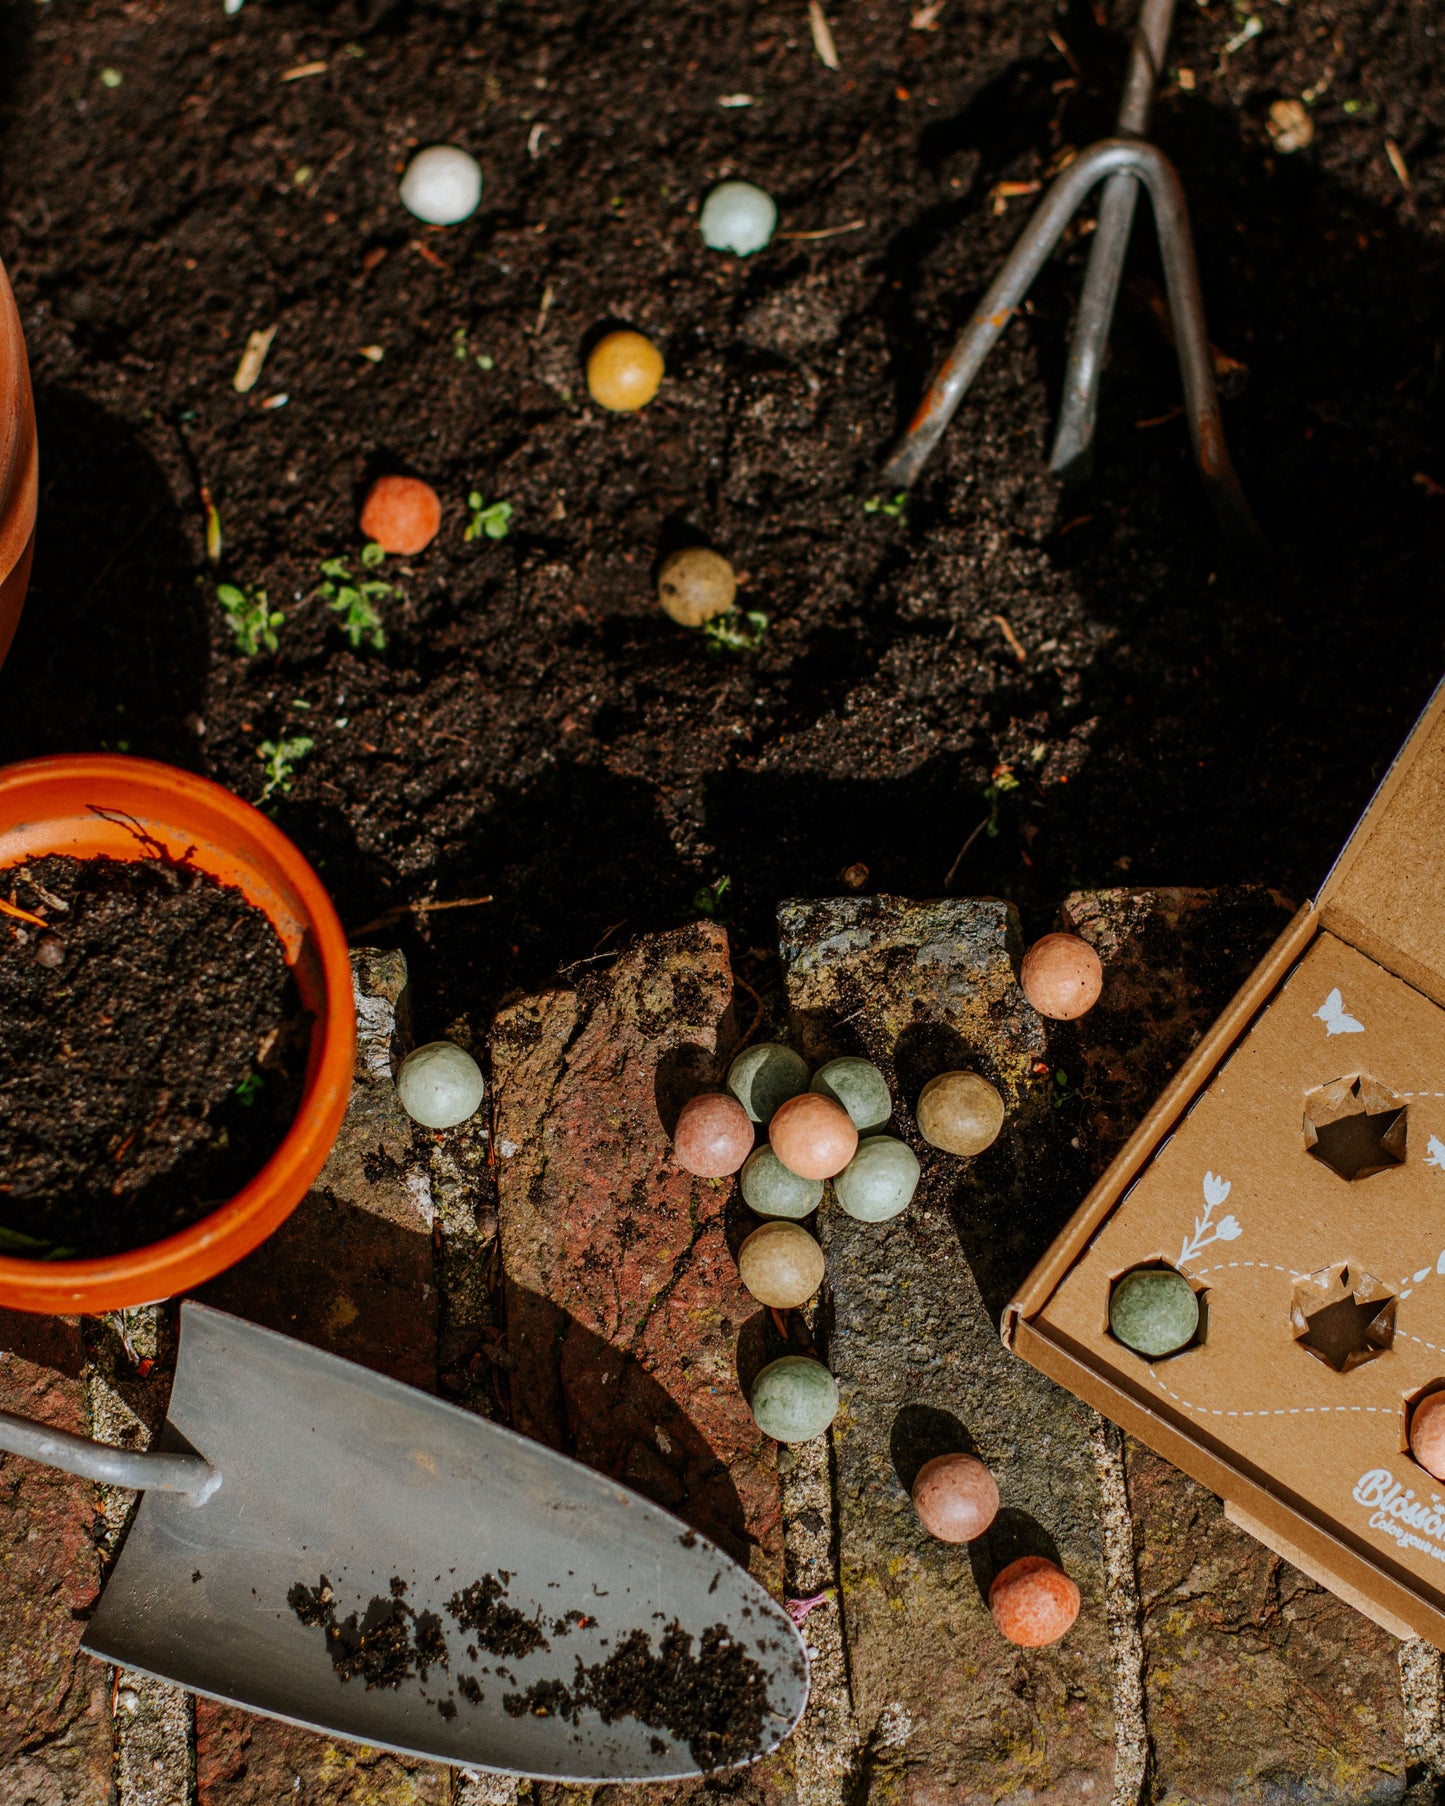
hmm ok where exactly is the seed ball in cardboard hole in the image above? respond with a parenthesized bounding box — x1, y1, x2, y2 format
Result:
(738, 1220, 825, 1308)
(397, 1042, 485, 1129)
(1020, 932, 1103, 1020)
(990, 1556, 1080, 1646)
(1411, 1392, 1445, 1481)
(673, 1092, 754, 1177)
(769, 1092, 858, 1180)
(834, 1135, 920, 1222)
(750, 1355, 839, 1444)
(1109, 1268, 1199, 1357)
(657, 546, 736, 629)
(740, 1146, 823, 1219)
(811, 1056, 892, 1132)
(911, 1453, 1000, 1543)
(728, 1041, 809, 1124)
(916, 1071, 1004, 1156)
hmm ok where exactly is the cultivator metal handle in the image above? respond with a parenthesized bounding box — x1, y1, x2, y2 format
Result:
(0, 1405, 220, 1499)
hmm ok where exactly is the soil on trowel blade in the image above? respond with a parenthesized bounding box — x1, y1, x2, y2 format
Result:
(0, 853, 304, 1258)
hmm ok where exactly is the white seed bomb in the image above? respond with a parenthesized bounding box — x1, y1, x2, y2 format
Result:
(699, 181, 777, 256)
(399, 146, 483, 226)
(396, 1040, 486, 1128)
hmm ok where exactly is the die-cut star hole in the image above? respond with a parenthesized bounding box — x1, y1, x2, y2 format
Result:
(1303, 1073, 1406, 1181)
(1290, 1264, 1395, 1373)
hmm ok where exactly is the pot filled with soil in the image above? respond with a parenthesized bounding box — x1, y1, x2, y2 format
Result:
(0, 754, 355, 1313)
(0, 255, 37, 674)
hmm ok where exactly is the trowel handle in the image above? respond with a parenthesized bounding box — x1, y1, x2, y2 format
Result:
(0, 1407, 220, 1500)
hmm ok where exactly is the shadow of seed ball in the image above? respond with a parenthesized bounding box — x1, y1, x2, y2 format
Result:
(674, 1092, 754, 1177)
(396, 1042, 485, 1129)
(750, 1356, 839, 1444)
(811, 1057, 891, 1133)
(989, 1556, 1080, 1647)
(1109, 1269, 1199, 1357)
(911, 1454, 1000, 1543)
(916, 1072, 1004, 1156)
(658, 547, 737, 628)
(769, 1093, 858, 1180)
(740, 1146, 823, 1219)
(737, 1221, 825, 1309)
(728, 1042, 810, 1125)
(834, 1135, 920, 1222)
(1020, 933, 1103, 1020)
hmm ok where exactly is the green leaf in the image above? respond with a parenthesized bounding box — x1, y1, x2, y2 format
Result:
(361, 540, 386, 569)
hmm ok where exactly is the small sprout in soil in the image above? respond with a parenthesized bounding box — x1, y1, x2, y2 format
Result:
(465, 493, 513, 542)
(399, 144, 482, 225)
(693, 875, 730, 918)
(217, 582, 285, 657)
(257, 735, 315, 801)
(360, 475, 443, 556)
(100, 67, 122, 88)
(452, 327, 494, 371)
(862, 491, 909, 520)
(200, 486, 223, 565)
(586, 330, 664, 413)
(702, 609, 768, 655)
(234, 1072, 264, 1107)
(316, 549, 392, 652)
(982, 762, 1020, 837)
(699, 180, 777, 256)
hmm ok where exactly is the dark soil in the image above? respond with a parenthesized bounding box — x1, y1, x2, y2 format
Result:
(1, 1, 1443, 1029)
(0, 853, 303, 1258)
(446, 1571, 549, 1659)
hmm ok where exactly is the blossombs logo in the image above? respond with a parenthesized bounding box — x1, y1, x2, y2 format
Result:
(1353, 1467, 1445, 1563)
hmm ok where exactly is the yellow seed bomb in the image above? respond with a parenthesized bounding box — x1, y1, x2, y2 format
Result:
(587, 330, 664, 413)
(658, 548, 736, 627)
(738, 1220, 826, 1309)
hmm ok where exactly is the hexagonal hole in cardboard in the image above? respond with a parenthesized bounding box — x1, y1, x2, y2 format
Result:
(1105, 1259, 1208, 1362)
(1290, 1262, 1395, 1373)
(1302, 1073, 1407, 1181)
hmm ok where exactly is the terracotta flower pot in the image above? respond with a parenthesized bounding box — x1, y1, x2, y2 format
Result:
(0, 754, 356, 1313)
(0, 255, 37, 673)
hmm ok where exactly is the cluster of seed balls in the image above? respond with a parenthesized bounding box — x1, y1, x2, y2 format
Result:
(665, 931, 1103, 1644)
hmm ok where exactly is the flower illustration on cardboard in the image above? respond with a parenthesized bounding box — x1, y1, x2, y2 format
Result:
(1177, 1171, 1242, 1267)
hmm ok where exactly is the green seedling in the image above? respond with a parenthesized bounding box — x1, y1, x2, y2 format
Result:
(257, 735, 315, 801)
(0, 1224, 75, 1260)
(217, 582, 284, 656)
(465, 493, 513, 542)
(982, 763, 1021, 837)
(693, 875, 731, 918)
(201, 486, 223, 565)
(453, 326, 494, 371)
(863, 491, 909, 521)
(315, 543, 391, 651)
(235, 1072, 265, 1106)
(703, 609, 769, 655)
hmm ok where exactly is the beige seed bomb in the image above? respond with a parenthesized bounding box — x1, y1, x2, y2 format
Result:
(916, 1071, 1004, 1157)
(737, 1220, 825, 1309)
(658, 547, 737, 628)
(587, 330, 664, 413)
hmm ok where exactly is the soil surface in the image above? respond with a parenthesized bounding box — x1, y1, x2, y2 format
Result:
(0, 0, 1442, 1028)
(0, 853, 301, 1257)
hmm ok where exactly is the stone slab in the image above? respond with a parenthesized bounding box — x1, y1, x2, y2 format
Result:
(778, 895, 1115, 1806)
(0, 1311, 113, 1806)
(192, 950, 449, 1806)
(1065, 888, 1407, 1804)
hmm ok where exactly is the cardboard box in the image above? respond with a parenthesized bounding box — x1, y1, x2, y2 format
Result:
(1005, 676, 1445, 1646)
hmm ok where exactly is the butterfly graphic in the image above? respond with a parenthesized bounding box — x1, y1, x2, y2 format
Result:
(1315, 988, 1364, 1036)
(1428, 1136, 1445, 1172)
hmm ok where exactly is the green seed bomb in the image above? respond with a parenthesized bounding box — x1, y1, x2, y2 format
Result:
(833, 1135, 920, 1222)
(728, 1041, 811, 1125)
(811, 1057, 891, 1133)
(749, 1355, 840, 1444)
(740, 1145, 824, 1219)
(1109, 1269, 1199, 1358)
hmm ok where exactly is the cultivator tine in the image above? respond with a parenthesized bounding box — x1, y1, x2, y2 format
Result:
(883, 0, 1263, 549)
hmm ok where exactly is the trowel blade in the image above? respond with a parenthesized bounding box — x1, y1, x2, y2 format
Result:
(82, 1302, 808, 1781)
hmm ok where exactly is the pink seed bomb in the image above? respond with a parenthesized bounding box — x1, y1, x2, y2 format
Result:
(911, 1454, 1000, 1543)
(769, 1092, 858, 1181)
(989, 1556, 1081, 1647)
(673, 1092, 754, 1177)
(1020, 932, 1103, 1020)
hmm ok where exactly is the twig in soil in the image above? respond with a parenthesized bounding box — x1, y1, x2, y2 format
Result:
(910, 2, 944, 29)
(943, 817, 991, 893)
(776, 220, 865, 241)
(1386, 139, 1412, 192)
(14, 870, 69, 911)
(818, 128, 873, 188)
(989, 613, 1027, 663)
(348, 894, 495, 938)
(0, 897, 49, 930)
(410, 239, 448, 271)
(1135, 406, 1185, 430)
(279, 60, 329, 83)
(233, 325, 277, 395)
(200, 486, 222, 565)
(808, 0, 840, 70)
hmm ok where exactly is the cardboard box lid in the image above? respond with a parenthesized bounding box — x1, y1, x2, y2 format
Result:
(1319, 675, 1445, 1006)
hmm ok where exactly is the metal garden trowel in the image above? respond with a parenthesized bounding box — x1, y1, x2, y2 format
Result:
(0, 1301, 809, 1781)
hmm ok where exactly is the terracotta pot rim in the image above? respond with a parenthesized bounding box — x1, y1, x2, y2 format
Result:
(0, 254, 37, 670)
(0, 753, 356, 1312)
